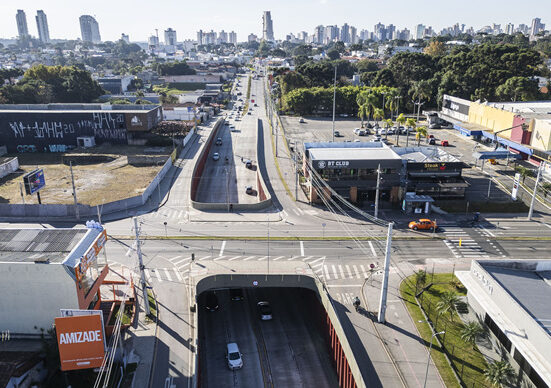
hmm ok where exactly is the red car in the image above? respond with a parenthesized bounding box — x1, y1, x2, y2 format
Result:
(440, 140, 449, 147)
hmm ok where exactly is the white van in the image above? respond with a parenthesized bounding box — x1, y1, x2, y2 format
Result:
(226, 343, 243, 370)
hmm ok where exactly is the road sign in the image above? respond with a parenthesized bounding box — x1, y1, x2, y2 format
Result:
(23, 168, 45, 195)
(512, 172, 520, 200)
(252, 280, 258, 286)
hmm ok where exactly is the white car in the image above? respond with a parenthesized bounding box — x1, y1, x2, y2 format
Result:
(212, 152, 220, 161)
(226, 343, 243, 370)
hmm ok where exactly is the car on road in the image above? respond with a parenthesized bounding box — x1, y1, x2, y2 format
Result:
(429, 123, 441, 129)
(230, 288, 244, 301)
(230, 125, 237, 132)
(299, 118, 305, 123)
(254, 103, 258, 107)
(247, 111, 252, 115)
(215, 137, 223, 146)
(441, 140, 449, 147)
(245, 185, 254, 195)
(226, 343, 243, 370)
(408, 219, 437, 231)
(257, 301, 272, 320)
(245, 159, 253, 169)
(205, 291, 219, 311)
(428, 137, 436, 145)
(212, 152, 220, 161)
(334, 130, 342, 137)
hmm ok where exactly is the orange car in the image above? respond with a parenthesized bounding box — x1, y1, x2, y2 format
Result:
(408, 219, 437, 231)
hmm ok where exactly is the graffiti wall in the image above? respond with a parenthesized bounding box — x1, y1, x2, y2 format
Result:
(0, 112, 129, 153)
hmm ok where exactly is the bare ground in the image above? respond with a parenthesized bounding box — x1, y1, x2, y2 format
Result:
(0, 145, 171, 206)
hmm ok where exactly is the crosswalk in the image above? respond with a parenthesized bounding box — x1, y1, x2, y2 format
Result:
(440, 224, 489, 259)
(281, 208, 318, 218)
(333, 292, 356, 305)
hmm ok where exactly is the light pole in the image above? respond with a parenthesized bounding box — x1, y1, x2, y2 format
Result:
(332, 65, 337, 143)
(374, 164, 381, 219)
(528, 162, 544, 220)
(424, 331, 445, 388)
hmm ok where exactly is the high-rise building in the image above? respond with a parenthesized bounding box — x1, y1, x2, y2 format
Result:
(205, 30, 217, 45)
(262, 11, 274, 41)
(79, 15, 101, 43)
(229, 31, 237, 45)
(121, 33, 129, 43)
(340, 23, 350, 43)
(505, 23, 515, 35)
(297, 31, 308, 42)
(35, 10, 50, 43)
(16, 10, 29, 38)
(324, 25, 339, 44)
(197, 30, 204, 45)
(314, 25, 325, 44)
(148, 35, 159, 49)
(248, 33, 258, 43)
(219, 30, 228, 44)
(164, 28, 177, 46)
(414, 24, 425, 40)
(517, 24, 529, 35)
(530, 18, 545, 37)
(350, 26, 358, 44)
(373, 23, 386, 41)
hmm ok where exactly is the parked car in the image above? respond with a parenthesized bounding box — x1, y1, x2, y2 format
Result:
(334, 130, 342, 137)
(215, 137, 223, 146)
(408, 219, 437, 231)
(230, 288, 244, 301)
(429, 123, 441, 129)
(247, 111, 252, 115)
(441, 140, 449, 147)
(299, 118, 306, 123)
(205, 291, 219, 311)
(226, 343, 243, 370)
(245, 185, 254, 195)
(212, 152, 220, 161)
(257, 301, 273, 320)
(245, 159, 253, 169)
(428, 138, 436, 145)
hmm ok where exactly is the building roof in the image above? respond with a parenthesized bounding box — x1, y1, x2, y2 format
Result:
(0, 228, 88, 264)
(0, 103, 159, 114)
(483, 263, 551, 336)
(308, 146, 402, 162)
(394, 147, 461, 163)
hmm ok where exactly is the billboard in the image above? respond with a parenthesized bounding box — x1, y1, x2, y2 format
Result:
(76, 229, 107, 279)
(23, 168, 46, 195)
(55, 314, 106, 371)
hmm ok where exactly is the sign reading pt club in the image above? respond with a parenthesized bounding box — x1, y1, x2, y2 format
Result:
(317, 160, 350, 169)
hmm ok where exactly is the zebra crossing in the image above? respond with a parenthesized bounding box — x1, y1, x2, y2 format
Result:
(333, 292, 356, 305)
(440, 224, 489, 259)
(281, 208, 319, 218)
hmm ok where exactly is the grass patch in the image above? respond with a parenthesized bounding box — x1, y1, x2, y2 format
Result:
(400, 273, 491, 388)
(436, 200, 529, 213)
(242, 75, 252, 117)
(109, 302, 133, 325)
(147, 289, 157, 321)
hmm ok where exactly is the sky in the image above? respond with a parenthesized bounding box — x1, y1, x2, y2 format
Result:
(1, 0, 550, 42)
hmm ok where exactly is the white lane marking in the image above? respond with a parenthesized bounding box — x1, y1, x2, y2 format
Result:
(327, 284, 363, 288)
(228, 256, 241, 261)
(125, 242, 137, 257)
(282, 210, 288, 217)
(257, 256, 267, 261)
(199, 255, 210, 261)
(368, 241, 377, 257)
(331, 265, 338, 279)
(155, 270, 163, 282)
(360, 265, 367, 277)
(544, 224, 551, 229)
(345, 265, 353, 279)
(479, 225, 496, 237)
(213, 256, 226, 261)
(144, 268, 151, 281)
(169, 255, 182, 262)
(302, 256, 314, 261)
(324, 265, 331, 280)
(173, 269, 183, 282)
(219, 241, 226, 256)
(164, 269, 172, 282)
(300, 241, 305, 256)
(339, 265, 346, 279)
(310, 257, 324, 264)
(334, 294, 341, 303)
(173, 258, 189, 266)
(352, 265, 361, 279)
(273, 256, 285, 261)
(243, 256, 256, 261)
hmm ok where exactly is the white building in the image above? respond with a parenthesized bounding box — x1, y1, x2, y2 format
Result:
(164, 28, 177, 46)
(229, 31, 237, 45)
(15, 10, 29, 38)
(35, 10, 50, 43)
(79, 15, 101, 43)
(262, 11, 274, 41)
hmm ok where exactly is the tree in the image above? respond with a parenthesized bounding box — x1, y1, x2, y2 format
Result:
(436, 290, 459, 321)
(496, 76, 540, 101)
(326, 49, 340, 60)
(410, 80, 433, 113)
(414, 269, 427, 294)
(484, 360, 515, 387)
(154, 60, 196, 76)
(405, 117, 417, 146)
(385, 118, 394, 140)
(356, 59, 379, 73)
(460, 321, 484, 349)
(515, 165, 533, 183)
(415, 126, 428, 146)
(424, 41, 447, 57)
(358, 104, 368, 128)
(373, 108, 384, 128)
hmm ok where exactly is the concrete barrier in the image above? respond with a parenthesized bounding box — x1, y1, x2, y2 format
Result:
(0, 157, 19, 179)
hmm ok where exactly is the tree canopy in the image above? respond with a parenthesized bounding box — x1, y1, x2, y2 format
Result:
(153, 60, 196, 76)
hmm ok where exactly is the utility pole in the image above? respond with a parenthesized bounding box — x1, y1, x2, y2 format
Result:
(487, 173, 492, 199)
(294, 156, 298, 201)
(375, 164, 381, 218)
(275, 118, 279, 157)
(528, 162, 543, 220)
(377, 222, 394, 323)
(267, 217, 270, 277)
(134, 217, 151, 316)
(332, 65, 337, 143)
(69, 161, 79, 220)
(19, 182, 25, 204)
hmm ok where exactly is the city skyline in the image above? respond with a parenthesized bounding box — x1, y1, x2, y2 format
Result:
(0, 1, 550, 42)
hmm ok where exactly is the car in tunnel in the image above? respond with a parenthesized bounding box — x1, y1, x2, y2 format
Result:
(257, 301, 272, 320)
(226, 342, 243, 370)
(230, 288, 244, 301)
(212, 152, 220, 161)
(205, 291, 219, 311)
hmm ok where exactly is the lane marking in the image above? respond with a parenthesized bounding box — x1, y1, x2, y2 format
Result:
(228, 256, 241, 261)
(213, 256, 226, 261)
(300, 241, 305, 257)
(352, 265, 361, 279)
(324, 265, 331, 280)
(345, 265, 353, 279)
(144, 268, 151, 281)
(479, 225, 496, 237)
(368, 241, 377, 257)
(339, 265, 346, 279)
(173, 270, 183, 282)
(219, 241, 226, 256)
(360, 265, 367, 277)
(243, 256, 256, 261)
(257, 256, 267, 261)
(164, 269, 172, 282)
(173, 258, 189, 266)
(199, 255, 210, 261)
(327, 284, 363, 288)
(310, 257, 324, 264)
(331, 265, 338, 279)
(273, 256, 285, 261)
(155, 270, 163, 282)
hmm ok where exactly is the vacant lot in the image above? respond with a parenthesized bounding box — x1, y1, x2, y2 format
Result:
(0, 145, 171, 206)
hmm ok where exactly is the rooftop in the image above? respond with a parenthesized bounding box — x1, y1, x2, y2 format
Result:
(394, 147, 461, 163)
(0, 103, 159, 114)
(308, 146, 402, 162)
(0, 228, 88, 264)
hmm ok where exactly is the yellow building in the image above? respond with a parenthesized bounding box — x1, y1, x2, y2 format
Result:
(468, 102, 516, 139)
(530, 119, 551, 152)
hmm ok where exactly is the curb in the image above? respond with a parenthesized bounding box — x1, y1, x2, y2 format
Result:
(146, 283, 160, 388)
(109, 235, 444, 241)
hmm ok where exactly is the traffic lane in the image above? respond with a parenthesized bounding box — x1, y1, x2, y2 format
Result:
(231, 113, 258, 203)
(494, 240, 551, 259)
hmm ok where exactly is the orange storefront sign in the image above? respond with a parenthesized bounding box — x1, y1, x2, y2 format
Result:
(55, 314, 106, 371)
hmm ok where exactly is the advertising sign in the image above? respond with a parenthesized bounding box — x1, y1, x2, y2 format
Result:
(55, 314, 106, 371)
(23, 168, 46, 195)
(512, 172, 520, 200)
(76, 229, 107, 278)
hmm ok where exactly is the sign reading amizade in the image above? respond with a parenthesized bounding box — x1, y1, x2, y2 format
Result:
(55, 314, 106, 371)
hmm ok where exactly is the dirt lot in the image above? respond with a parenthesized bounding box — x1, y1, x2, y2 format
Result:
(0, 145, 171, 206)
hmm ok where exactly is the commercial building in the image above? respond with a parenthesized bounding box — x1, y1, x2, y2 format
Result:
(35, 10, 50, 43)
(15, 10, 29, 38)
(96, 75, 134, 94)
(263, 11, 274, 41)
(229, 31, 237, 45)
(79, 15, 101, 43)
(303, 142, 402, 204)
(0, 103, 162, 153)
(165, 28, 177, 46)
(457, 260, 551, 388)
(0, 225, 133, 337)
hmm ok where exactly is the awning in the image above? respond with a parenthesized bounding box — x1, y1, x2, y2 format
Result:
(454, 124, 482, 137)
(404, 192, 435, 203)
(473, 150, 522, 160)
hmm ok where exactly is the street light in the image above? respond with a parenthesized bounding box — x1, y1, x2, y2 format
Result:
(332, 65, 337, 143)
(423, 330, 445, 388)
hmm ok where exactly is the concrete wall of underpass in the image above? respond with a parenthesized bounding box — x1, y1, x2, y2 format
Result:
(193, 274, 366, 388)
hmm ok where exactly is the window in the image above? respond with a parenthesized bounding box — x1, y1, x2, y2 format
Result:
(484, 313, 511, 352)
(514, 349, 549, 388)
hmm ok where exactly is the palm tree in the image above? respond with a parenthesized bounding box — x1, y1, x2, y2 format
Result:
(436, 290, 459, 321)
(366, 93, 380, 125)
(385, 119, 394, 141)
(358, 104, 368, 128)
(410, 80, 432, 118)
(414, 269, 427, 294)
(484, 360, 515, 387)
(405, 117, 416, 147)
(373, 108, 384, 129)
(460, 321, 484, 350)
(416, 126, 428, 147)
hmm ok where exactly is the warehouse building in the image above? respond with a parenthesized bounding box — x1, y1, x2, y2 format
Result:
(457, 260, 551, 388)
(0, 103, 162, 153)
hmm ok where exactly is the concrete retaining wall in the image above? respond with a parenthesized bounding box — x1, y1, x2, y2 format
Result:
(190, 119, 223, 202)
(0, 157, 19, 179)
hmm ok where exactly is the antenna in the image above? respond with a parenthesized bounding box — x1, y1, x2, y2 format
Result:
(155, 29, 159, 39)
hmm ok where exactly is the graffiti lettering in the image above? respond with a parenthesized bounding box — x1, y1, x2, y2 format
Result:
(49, 144, 68, 152)
(92, 113, 124, 130)
(93, 128, 127, 140)
(16, 145, 37, 153)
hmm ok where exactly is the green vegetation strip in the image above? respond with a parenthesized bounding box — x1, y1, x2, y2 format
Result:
(400, 273, 491, 388)
(242, 75, 252, 117)
(147, 289, 158, 320)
